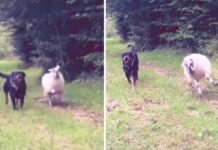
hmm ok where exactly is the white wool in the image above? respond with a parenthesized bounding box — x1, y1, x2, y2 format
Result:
(42, 72, 64, 95)
(41, 65, 65, 105)
(182, 54, 211, 81)
(181, 53, 214, 96)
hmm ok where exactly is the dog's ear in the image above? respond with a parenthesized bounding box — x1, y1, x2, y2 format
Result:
(11, 72, 16, 76)
(21, 72, 26, 77)
(127, 44, 133, 48)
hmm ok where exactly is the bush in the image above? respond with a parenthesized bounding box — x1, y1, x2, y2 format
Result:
(202, 39, 218, 57)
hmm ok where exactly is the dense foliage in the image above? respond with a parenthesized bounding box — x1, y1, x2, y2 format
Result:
(0, 0, 103, 80)
(108, 0, 218, 53)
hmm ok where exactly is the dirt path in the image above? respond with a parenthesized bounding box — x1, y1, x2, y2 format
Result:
(140, 61, 178, 78)
(35, 98, 103, 127)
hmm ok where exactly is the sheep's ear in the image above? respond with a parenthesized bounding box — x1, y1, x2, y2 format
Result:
(188, 59, 195, 74)
(189, 59, 195, 70)
(55, 65, 60, 71)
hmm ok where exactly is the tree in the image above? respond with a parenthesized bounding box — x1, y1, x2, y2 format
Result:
(0, 0, 103, 80)
(108, 0, 218, 52)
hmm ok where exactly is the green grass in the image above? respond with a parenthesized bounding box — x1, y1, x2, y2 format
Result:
(0, 60, 103, 150)
(65, 79, 103, 112)
(106, 37, 218, 149)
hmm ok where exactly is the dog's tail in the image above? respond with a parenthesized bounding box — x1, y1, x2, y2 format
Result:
(0, 72, 9, 79)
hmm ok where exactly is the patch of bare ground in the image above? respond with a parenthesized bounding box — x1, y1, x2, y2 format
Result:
(129, 98, 167, 111)
(140, 61, 177, 78)
(208, 100, 218, 109)
(161, 126, 200, 149)
(106, 100, 120, 112)
(128, 98, 168, 119)
(203, 90, 218, 110)
(35, 98, 103, 127)
(186, 106, 200, 116)
(180, 78, 218, 111)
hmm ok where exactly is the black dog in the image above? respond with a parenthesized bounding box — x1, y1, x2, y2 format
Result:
(121, 45, 139, 88)
(0, 71, 26, 110)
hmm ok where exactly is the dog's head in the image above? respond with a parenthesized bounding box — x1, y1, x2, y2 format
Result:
(11, 71, 26, 86)
(121, 52, 134, 72)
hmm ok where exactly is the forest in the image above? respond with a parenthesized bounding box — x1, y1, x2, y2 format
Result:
(0, 0, 103, 80)
(107, 0, 218, 55)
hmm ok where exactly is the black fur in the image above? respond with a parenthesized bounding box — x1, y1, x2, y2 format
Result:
(0, 71, 26, 110)
(121, 45, 139, 86)
(186, 59, 194, 75)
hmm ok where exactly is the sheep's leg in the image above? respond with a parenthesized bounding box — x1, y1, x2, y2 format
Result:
(48, 97, 52, 107)
(184, 68, 193, 86)
(48, 93, 53, 107)
(193, 80, 202, 96)
(5, 93, 8, 105)
(60, 93, 64, 102)
(205, 74, 214, 84)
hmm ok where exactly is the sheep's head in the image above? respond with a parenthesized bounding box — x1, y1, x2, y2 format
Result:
(184, 58, 195, 75)
(48, 65, 61, 79)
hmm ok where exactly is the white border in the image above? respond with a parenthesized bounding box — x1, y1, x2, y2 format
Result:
(104, 0, 106, 149)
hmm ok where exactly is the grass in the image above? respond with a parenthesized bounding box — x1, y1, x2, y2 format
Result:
(106, 37, 218, 149)
(65, 79, 103, 112)
(0, 60, 103, 150)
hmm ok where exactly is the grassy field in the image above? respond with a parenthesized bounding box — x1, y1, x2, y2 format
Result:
(106, 37, 218, 149)
(0, 60, 103, 150)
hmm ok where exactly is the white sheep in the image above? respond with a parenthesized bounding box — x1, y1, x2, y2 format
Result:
(181, 53, 215, 96)
(41, 65, 65, 106)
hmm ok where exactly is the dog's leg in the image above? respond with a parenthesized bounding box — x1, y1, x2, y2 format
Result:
(136, 71, 139, 80)
(133, 72, 138, 86)
(131, 72, 137, 89)
(9, 93, 17, 109)
(15, 98, 19, 109)
(130, 77, 135, 90)
(133, 78, 136, 88)
(5, 93, 8, 105)
(11, 97, 17, 110)
(20, 96, 25, 108)
(125, 73, 131, 84)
